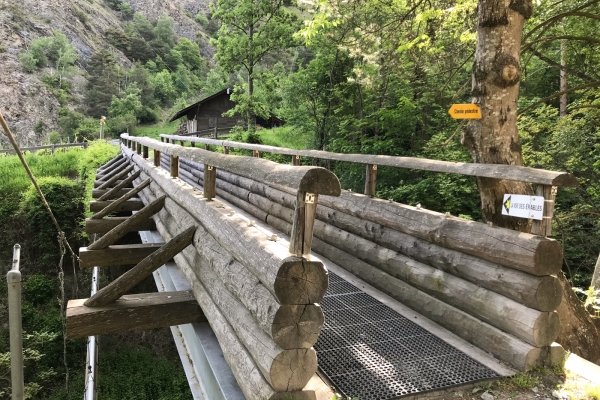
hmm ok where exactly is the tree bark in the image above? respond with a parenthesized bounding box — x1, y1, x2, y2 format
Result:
(461, 0, 534, 231)
(560, 39, 568, 117)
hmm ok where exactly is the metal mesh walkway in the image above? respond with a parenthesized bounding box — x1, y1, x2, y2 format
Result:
(315, 272, 500, 399)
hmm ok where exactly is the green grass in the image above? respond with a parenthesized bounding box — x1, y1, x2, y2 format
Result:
(134, 120, 180, 140)
(257, 126, 312, 150)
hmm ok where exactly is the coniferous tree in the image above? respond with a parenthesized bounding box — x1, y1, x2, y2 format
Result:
(85, 49, 121, 118)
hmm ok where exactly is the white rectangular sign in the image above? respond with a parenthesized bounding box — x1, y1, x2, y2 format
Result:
(501, 194, 544, 220)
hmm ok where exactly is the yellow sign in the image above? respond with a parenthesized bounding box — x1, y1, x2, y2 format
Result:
(448, 104, 481, 119)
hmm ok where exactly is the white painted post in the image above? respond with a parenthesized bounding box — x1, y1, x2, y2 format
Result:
(84, 265, 99, 400)
(7, 244, 24, 400)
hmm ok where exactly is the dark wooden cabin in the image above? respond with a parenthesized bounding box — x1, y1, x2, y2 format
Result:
(170, 88, 285, 135)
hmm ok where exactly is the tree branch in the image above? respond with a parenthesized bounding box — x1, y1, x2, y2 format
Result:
(527, 49, 595, 82)
(518, 81, 600, 115)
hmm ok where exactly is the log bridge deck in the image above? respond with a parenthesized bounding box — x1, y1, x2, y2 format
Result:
(67, 134, 577, 400)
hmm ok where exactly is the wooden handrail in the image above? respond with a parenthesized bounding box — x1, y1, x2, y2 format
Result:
(159, 133, 578, 187)
(0, 142, 88, 154)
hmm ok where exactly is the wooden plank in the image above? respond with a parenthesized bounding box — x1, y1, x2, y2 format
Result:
(85, 226, 196, 306)
(120, 135, 341, 196)
(93, 179, 133, 189)
(531, 185, 557, 237)
(85, 217, 156, 234)
(160, 134, 579, 187)
(78, 243, 162, 267)
(97, 170, 141, 201)
(97, 165, 134, 190)
(66, 291, 206, 339)
(89, 199, 144, 213)
(88, 196, 166, 250)
(91, 178, 152, 219)
(92, 188, 132, 199)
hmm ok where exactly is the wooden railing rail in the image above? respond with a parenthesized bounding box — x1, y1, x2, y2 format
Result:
(0, 142, 88, 154)
(121, 134, 342, 256)
(159, 133, 579, 237)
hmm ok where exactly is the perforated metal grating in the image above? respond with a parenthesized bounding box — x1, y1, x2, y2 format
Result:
(316, 272, 500, 399)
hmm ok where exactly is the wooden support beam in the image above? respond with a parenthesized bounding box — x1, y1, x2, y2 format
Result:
(88, 196, 166, 250)
(89, 199, 144, 213)
(161, 137, 165, 142)
(136, 142, 142, 154)
(97, 165, 134, 190)
(94, 179, 133, 189)
(154, 150, 161, 167)
(190, 141, 196, 147)
(531, 185, 557, 237)
(79, 243, 162, 267)
(180, 140, 185, 146)
(170, 155, 179, 178)
(91, 178, 152, 219)
(97, 170, 141, 201)
(204, 144, 210, 151)
(84, 226, 196, 306)
(364, 164, 377, 196)
(224, 146, 229, 155)
(289, 192, 318, 257)
(253, 149, 260, 158)
(85, 217, 156, 234)
(203, 165, 216, 200)
(92, 188, 132, 199)
(67, 291, 205, 339)
(292, 155, 300, 166)
(142, 145, 148, 159)
(99, 158, 127, 177)
(97, 155, 123, 172)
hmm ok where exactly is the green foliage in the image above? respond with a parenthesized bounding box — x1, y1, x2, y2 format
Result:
(151, 69, 177, 106)
(74, 118, 102, 141)
(47, 131, 61, 144)
(20, 50, 38, 73)
(58, 107, 84, 138)
(118, 2, 134, 19)
(34, 121, 45, 134)
(19, 30, 77, 74)
(0, 45, 6, 53)
(20, 177, 85, 266)
(85, 49, 121, 118)
(74, 5, 87, 23)
(195, 12, 209, 27)
(23, 275, 56, 306)
(134, 120, 180, 140)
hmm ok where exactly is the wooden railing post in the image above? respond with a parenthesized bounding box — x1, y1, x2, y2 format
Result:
(154, 150, 161, 167)
(205, 144, 210, 151)
(364, 164, 377, 197)
(136, 143, 141, 155)
(204, 165, 217, 200)
(531, 185, 557, 237)
(142, 146, 148, 159)
(180, 140, 185, 146)
(161, 137, 164, 142)
(292, 155, 300, 166)
(190, 141, 196, 147)
(253, 150, 259, 158)
(289, 192, 319, 256)
(170, 155, 179, 178)
(224, 146, 229, 155)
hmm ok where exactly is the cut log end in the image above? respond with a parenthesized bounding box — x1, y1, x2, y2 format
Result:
(274, 258, 328, 304)
(535, 276, 563, 312)
(270, 348, 318, 392)
(533, 311, 560, 347)
(299, 168, 341, 196)
(533, 240, 563, 275)
(272, 305, 324, 349)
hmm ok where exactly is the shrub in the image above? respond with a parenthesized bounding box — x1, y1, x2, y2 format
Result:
(47, 131, 61, 144)
(23, 275, 56, 306)
(0, 45, 6, 53)
(20, 50, 38, 73)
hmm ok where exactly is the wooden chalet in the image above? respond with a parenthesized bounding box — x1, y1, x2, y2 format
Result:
(169, 88, 285, 136)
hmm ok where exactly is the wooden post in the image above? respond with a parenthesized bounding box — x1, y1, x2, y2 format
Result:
(531, 185, 557, 237)
(289, 192, 318, 256)
(84, 226, 196, 307)
(292, 155, 300, 166)
(170, 155, 179, 178)
(142, 146, 148, 159)
(161, 137, 164, 142)
(213, 127, 217, 138)
(204, 165, 216, 200)
(253, 150, 259, 158)
(87, 196, 166, 250)
(205, 144, 210, 151)
(180, 140, 185, 146)
(190, 141, 196, 147)
(224, 146, 230, 155)
(364, 164, 378, 197)
(97, 170, 142, 201)
(136, 143, 141, 155)
(154, 150, 161, 167)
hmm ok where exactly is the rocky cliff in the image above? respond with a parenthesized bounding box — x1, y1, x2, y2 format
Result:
(0, 0, 208, 146)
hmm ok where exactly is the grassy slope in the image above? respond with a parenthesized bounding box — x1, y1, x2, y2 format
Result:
(135, 121, 180, 140)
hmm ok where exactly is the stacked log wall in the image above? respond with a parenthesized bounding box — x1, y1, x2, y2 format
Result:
(125, 147, 323, 399)
(172, 155, 564, 371)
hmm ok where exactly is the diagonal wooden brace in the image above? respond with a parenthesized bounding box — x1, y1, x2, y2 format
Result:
(97, 165, 134, 190)
(84, 226, 196, 307)
(87, 195, 166, 250)
(98, 157, 128, 177)
(91, 178, 151, 219)
(97, 170, 141, 201)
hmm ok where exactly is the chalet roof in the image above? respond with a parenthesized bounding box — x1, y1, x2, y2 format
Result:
(169, 88, 231, 122)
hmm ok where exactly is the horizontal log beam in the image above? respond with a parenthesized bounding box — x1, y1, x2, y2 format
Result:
(97, 155, 123, 172)
(161, 134, 578, 187)
(93, 179, 133, 188)
(85, 217, 156, 234)
(78, 243, 162, 268)
(97, 170, 142, 201)
(91, 178, 152, 219)
(89, 199, 144, 213)
(66, 291, 205, 339)
(121, 135, 341, 196)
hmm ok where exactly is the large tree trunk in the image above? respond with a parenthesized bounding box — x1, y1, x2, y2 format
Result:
(559, 39, 568, 117)
(461, 0, 534, 231)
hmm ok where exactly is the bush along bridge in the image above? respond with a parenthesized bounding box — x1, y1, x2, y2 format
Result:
(66, 133, 579, 400)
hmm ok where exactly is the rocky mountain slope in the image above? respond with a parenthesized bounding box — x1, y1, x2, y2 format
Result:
(0, 0, 208, 146)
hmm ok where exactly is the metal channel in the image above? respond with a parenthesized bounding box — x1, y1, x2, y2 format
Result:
(316, 272, 500, 400)
(139, 230, 245, 400)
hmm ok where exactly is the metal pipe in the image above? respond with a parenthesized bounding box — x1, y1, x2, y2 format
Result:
(84, 236, 99, 400)
(8, 244, 24, 400)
